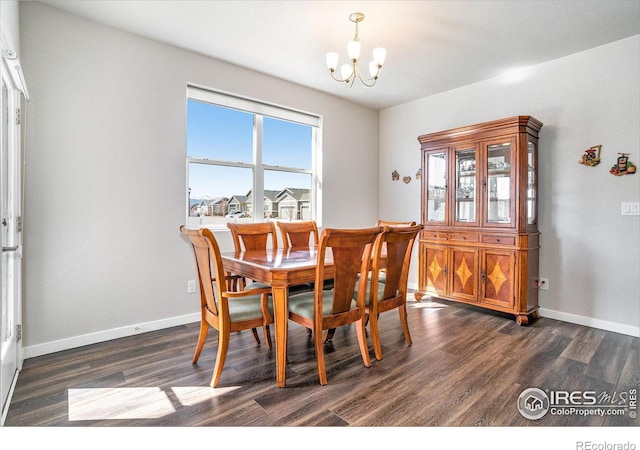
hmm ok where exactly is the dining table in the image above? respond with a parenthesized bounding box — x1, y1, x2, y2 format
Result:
(221, 246, 334, 388)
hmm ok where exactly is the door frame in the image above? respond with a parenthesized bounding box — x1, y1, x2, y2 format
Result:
(0, 29, 28, 425)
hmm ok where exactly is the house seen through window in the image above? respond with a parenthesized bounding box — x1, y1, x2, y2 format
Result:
(186, 86, 320, 228)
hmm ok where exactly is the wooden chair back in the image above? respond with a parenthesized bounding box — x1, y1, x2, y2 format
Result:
(319, 227, 381, 317)
(227, 221, 278, 251)
(367, 224, 423, 360)
(181, 226, 226, 318)
(277, 220, 319, 248)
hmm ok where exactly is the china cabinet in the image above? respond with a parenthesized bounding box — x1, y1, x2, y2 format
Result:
(415, 116, 542, 325)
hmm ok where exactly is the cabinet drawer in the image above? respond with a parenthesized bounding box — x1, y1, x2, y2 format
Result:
(482, 235, 515, 245)
(449, 233, 479, 243)
(422, 231, 447, 240)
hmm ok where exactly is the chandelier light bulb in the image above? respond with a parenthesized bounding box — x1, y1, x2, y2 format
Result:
(347, 40, 361, 61)
(340, 63, 354, 82)
(373, 47, 386, 66)
(326, 52, 339, 71)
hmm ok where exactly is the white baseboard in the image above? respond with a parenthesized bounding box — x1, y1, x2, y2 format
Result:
(538, 308, 639, 337)
(23, 313, 200, 359)
(407, 282, 639, 337)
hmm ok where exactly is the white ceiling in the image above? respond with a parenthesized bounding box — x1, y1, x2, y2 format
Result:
(40, 0, 640, 110)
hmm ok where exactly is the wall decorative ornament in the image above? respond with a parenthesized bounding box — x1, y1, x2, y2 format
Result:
(609, 153, 637, 176)
(392, 170, 399, 181)
(578, 145, 601, 166)
(403, 176, 411, 184)
(416, 168, 422, 180)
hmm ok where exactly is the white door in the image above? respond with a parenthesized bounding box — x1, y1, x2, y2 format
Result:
(0, 65, 23, 424)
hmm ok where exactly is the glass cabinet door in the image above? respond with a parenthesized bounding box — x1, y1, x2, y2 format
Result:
(486, 140, 514, 225)
(425, 151, 447, 223)
(527, 141, 536, 224)
(454, 147, 477, 224)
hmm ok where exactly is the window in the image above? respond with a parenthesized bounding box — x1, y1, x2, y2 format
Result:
(186, 86, 321, 228)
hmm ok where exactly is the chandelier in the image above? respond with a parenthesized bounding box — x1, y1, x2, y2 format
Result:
(325, 12, 386, 87)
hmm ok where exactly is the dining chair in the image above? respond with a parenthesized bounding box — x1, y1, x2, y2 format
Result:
(180, 226, 273, 387)
(287, 226, 382, 385)
(277, 220, 319, 248)
(357, 224, 423, 360)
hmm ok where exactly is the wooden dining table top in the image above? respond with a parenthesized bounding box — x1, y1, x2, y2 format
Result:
(220, 246, 335, 284)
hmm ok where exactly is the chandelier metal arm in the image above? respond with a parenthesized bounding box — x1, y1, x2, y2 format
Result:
(352, 62, 378, 88)
(329, 68, 352, 85)
(328, 63, 381, 87)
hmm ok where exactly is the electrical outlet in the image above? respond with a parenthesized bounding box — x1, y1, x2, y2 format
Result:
(537, 277, 549, 291)
(621, 202, 640, 216)
(187, 280, 196, 294)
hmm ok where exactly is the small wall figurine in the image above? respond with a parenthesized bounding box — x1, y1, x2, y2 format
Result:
(392, 170, 400, 181)
(610, 153, 637, 176)
(579, 145, 601, 166)
(416, 168, 422, 180)
(402, 176, 411, 184)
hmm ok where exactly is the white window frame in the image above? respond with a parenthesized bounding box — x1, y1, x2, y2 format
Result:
(186, 85, 322, 228)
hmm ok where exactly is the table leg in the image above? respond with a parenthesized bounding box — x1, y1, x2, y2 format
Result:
(271, 283, 288, 387)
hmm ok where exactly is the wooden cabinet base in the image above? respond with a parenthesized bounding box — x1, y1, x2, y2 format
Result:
(516, 309, 540, 325)
(413, 292, 540, 326)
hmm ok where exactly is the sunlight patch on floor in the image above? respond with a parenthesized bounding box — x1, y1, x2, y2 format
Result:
(68, 385, 241, 420)
(171, 385, 240, 406)
(68, 387, 174, 420)
(408, 300, 449, 309)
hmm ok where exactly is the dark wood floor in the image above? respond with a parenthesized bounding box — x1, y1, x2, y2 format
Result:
(4, 297, 639, 429)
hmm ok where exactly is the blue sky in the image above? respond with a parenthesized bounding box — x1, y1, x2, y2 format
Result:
(187, 100, 312, 200)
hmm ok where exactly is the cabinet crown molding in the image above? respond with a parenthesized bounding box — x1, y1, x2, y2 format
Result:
(418, 116, 543, 146)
